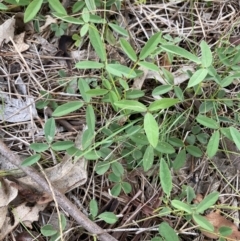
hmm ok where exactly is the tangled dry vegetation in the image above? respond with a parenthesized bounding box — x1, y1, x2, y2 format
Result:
(1, 0, 240, 240)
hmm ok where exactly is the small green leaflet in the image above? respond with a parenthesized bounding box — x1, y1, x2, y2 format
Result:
(53, 12, 84, 24)
(90, 199, 98, 218)
(161, 45, 201, 64)
(144, 113, 159, 148)
(75, 61, 104, 69)
(193, 214, 214, 232)
(44, 117, 56, 144)
(106, 64, 136, 78)
(41, 224, 58, 236)
(138, 61, 159, 72)
(171, 200, 192, 214)
(24, 0, 43, 22)
(119, 38, 137, 62)
(230, 127, 240, 150)
(21, 154, 41, 166)
(78, 78, 91, 102)
(139, 32, 161, 60)
(142, 145, 154, 171)
(187, 68, 208, 88)
(148, 98, 179, 111)
(108, 23, 128, 37)
(51, 141, 74, 151)
(86, 89, 108, 96)
(196, 191, 219, 214)
(160, 158, 172, 197)
(85, 0, 96, 11)
(0, 3, 8, 9)
(86, 105, 95, 134)
(207, 130, 219, 158)
(158, 222, 179, 241)
(30, 143, 48, 152)
(89, 24, 106, 61)
(196, 114, 219, 129)
(98, 212, 118, 224)
(52, 101, 84, 117)
(48, 0, 67, 15)
(200, 40, 212, 68)
(114, 100, 147, 112)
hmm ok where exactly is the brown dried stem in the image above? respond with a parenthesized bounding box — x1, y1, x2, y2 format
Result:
(0, 140, 118, 241)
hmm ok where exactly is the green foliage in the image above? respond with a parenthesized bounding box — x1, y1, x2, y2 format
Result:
(11, 1, 240, 239)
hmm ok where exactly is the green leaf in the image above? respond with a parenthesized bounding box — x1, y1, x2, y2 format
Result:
(161, 45, 201, 64)
(82, 7, 90, 22)
(52, 101, 84, 117)
(187, 68, 208, 88)
(138, 61, 159, 72)
(200, 41, 212, 68)
(86, 89, 109, 96)
(171, 200, 192, 214)
(121, 182, 132, 194)
(48, 0, 67, 15)
(53, 12, 84, 24)
(60, 213, 67, 230)
(111, 183, 121, 196)
(148, 98, 179, 111)
(196, 191, 219, 214)
(160, 158, 172, 197)
(41, 224, 58, 236)
(30, 143, 48, 152)
(44, 118, 56, 144)
(139, 32, 161, 60)
(230, 127, 240, 150)
(90, 199, 98, 218)
(84, 150, 100, 160)
(207, 130, 219, 158)
(186, 186, 196, 204)
(85, 0, 96, 11)
(159, 222, 179, 241)
(114, 100, 147, 112)
(75, 61, 104, 69)
(219, 226, 233, 236)
(155, 141, 175, 154)
(152, 85, 172, 96)
(196, 114, 219, 129)
(0, 3, 8, 10)
(142, 145, 154, 171)
(78, 78, 91, 102)
(86, 105, 95, 134)
(24, 0, 43, 22)
(95, 161, 110, 175)
(186, 145, 202, 157)
(89, 24, 106, 61)
(51, 141, 74, 151)
(173, 149, 186, 170)
(192, 214, 214, 232)
(174, 86, 184, 101)
(106, 64, 136, 78)
(144, 113, 159, 148)
(119, 38, 137, 62)
(98, 212, 118, 224)
(126, 90, 145, 99)
(21, 154, 41, 166)
(108, 23, 128, 37)
(81, 128, 94, 150)
(111, 162, 124, 177)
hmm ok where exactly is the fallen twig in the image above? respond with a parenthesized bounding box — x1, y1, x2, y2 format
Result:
(0, 140, 118, 241)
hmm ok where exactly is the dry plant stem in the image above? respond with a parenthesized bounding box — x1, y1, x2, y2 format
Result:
(0, 140, 118, 241)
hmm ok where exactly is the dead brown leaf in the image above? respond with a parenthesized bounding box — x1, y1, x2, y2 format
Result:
(202, 211, 240, 240)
